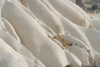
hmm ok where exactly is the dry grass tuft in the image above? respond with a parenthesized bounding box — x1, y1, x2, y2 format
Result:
(48, 34, 64, 50)
(48, 35, 56, 43)
(18, 0, 28, 8)
(54, 33, 70, 47)
(48, 33, 70, 49)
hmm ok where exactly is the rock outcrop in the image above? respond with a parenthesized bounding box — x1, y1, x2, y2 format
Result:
(0, 0, 100, 67)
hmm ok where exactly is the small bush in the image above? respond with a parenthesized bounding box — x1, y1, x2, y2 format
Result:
(92, 4, 98, 10)
(87, 7, 93, 10)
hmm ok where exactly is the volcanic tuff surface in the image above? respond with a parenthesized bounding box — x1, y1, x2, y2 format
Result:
(0, 0, 100, 67)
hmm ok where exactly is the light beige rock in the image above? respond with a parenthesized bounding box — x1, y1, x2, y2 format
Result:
(65, 50, 82, 67)
(9, 0, 37, 20)
(93, 49, 100, 67)
(1, 0, 100, 67)
(37, 20, 55, 36)
(87, 19, 100, 31)
(0, 30, 45, 67)
(0, 38, 44, 67)
(0, 38, 29, 67)
(47, 0, 90, 28)
(80, 26, 100, 54)
(39, 0, 94, 63)
(2, 0, 70, 67)
(3, 18, 20, 43)
(64, 0, 90, 19)
(26, 0, 65, 35)
(62, 34, 89, 50)
(0, 0, 5, 20)
(0, 19, 7, 32)
(69, 44, 92, 66)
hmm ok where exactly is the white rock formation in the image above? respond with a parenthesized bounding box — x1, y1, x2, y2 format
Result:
(0, 0, 100, 67)
(26, 0, 65, 35)
(2, 0, 70, 67)
(3, 18, 21, 43)
(0, 38, 44, 67)
(64, 50, 82, 67)
(87, 19, 100, 31)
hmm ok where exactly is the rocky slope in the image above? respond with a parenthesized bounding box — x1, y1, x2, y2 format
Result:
(0, 0, 100, 67)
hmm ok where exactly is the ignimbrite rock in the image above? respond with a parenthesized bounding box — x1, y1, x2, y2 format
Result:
(64, 0, 90, 19)
(37, 20, 55, 35)
(0, 38, 29, 67)
(2, 0, 70, 67)
(38, 0, 94, 62)
(0, 0, 5, 20)
(65, 50, 82, 67)
(61, 18, 94, 64)
(47, 0, 90, 28)
(26, 0, 65, 35)
(62, 34, 89, 50)
(69, 44, 91, 66)
(0, 38, 44, 67)
(0, 30, 45, 67)
(3, 18, 20, 43)
(1, 0, 100, 67)
(0, 19, 7, 32)
(87, 19, 100, 31)
(80, 27, 100, 54)
(93, 49, 100, 67)
(40, 0, 93, 52)
(8, 0, 37, 20)
(22, 55, 44, 67)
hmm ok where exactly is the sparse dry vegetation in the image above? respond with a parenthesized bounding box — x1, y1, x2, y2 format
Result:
(19, 0, 28, 7)
(54, 34, 70, 47)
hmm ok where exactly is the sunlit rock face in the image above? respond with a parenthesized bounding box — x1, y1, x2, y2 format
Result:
(0, 0, 100, 67)
(69, 0, 76, 3)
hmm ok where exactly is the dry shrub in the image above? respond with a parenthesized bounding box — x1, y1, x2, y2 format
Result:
(18, 0, 28, 8)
